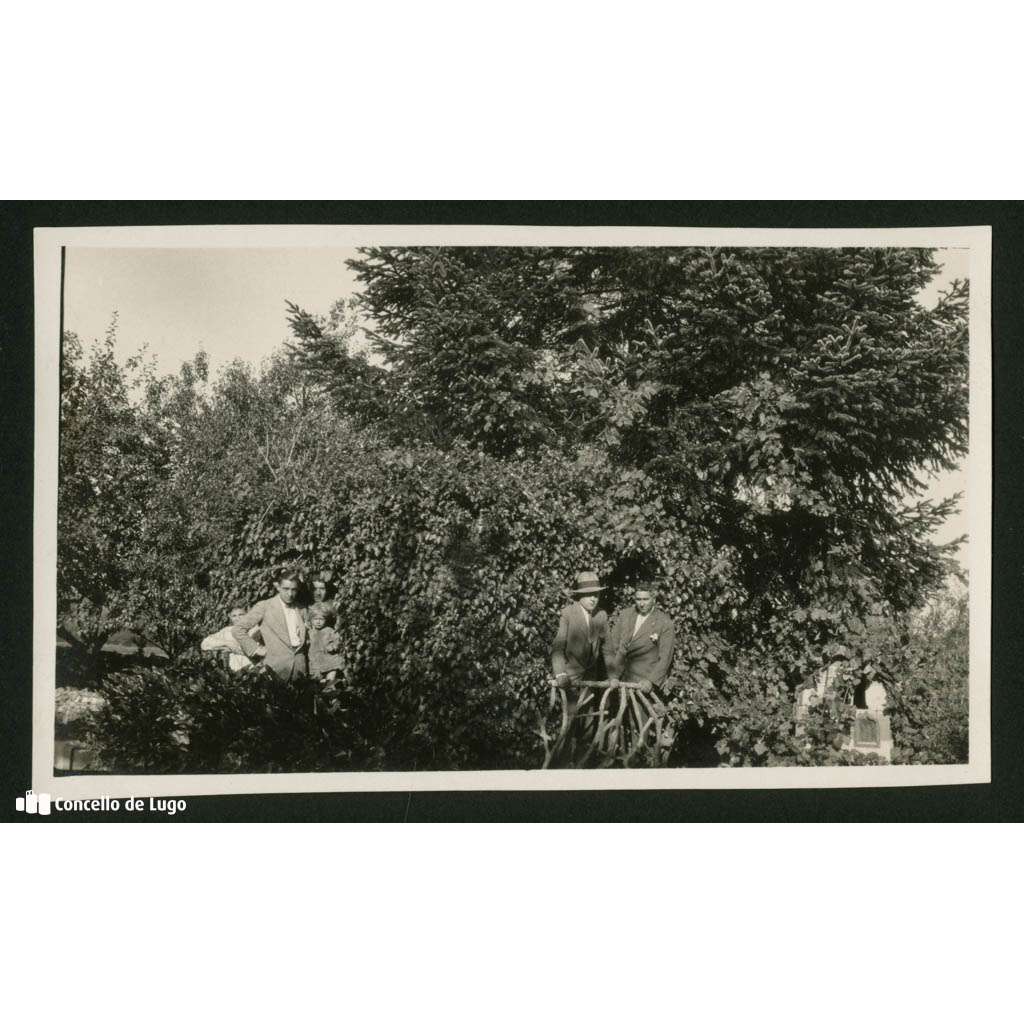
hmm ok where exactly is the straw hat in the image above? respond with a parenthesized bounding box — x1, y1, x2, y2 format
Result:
(571, 571, 607, 595)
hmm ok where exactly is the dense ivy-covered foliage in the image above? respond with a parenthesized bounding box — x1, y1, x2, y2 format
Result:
(203, 437, 751, 769)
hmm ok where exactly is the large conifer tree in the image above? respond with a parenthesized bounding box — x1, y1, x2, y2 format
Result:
(293, 246, 967, 625)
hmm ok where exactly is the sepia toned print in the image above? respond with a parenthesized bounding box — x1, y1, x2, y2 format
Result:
(33, 224, 991, 797)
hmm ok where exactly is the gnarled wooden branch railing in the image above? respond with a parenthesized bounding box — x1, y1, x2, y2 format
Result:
(538, 679, 667, 769)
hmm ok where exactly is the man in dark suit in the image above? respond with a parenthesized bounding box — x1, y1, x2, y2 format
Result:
(604, 583, 675, 692)
(551, 571, 609, 685)
(231, 570, 310, 681)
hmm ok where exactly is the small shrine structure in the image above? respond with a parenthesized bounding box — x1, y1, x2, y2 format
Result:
(794, 663, 893, 761)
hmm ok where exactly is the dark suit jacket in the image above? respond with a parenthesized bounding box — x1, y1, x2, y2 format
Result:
(551, 602, 608, 681)
(604, 606, 675, 688)
(231, 597, 310, 681)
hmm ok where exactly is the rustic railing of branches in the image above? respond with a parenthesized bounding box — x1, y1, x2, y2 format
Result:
(538, 679, 667, 769)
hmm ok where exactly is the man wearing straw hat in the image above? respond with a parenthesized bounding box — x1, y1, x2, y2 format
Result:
(551, 571, 610, 686)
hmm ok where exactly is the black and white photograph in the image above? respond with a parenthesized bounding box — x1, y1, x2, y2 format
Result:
(6, 5, 1022, 1018)
(33, 222, 991, 798)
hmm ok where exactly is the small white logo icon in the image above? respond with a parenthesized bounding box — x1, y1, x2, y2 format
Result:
(15, 790, 51, 815)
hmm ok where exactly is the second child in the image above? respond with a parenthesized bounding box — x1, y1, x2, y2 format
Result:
(308, 602, 344, 687)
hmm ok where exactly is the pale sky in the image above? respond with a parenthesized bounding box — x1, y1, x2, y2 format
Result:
(62, 246, 971, 377)
(63, 246, 363, 376)
(905, 248, 969, 554)
(61, 245, 970, 558)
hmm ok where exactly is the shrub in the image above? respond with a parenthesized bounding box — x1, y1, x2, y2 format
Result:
(887, 584, 969, 764)
(90, 660, 383, 774)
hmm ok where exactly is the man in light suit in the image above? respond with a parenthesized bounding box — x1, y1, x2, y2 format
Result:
(231, 570, 310, 681)
(551, 571, 609, 685)
(604, 583, 675, 693)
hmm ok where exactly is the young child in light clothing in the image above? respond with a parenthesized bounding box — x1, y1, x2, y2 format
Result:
(308, 602, 344, 686)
